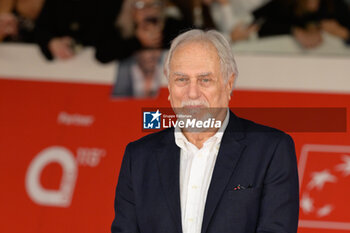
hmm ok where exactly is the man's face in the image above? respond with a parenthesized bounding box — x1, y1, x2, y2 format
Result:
(168, 41, 234, 112)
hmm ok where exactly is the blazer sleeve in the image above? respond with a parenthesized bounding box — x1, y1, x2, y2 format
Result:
(256, 134, 299, 233)
(111, 144, 140, 233)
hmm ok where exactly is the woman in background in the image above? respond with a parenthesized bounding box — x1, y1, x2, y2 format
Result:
(95, 0, 188, 63)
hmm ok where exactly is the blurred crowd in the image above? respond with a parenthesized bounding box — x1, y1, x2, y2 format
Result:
(1, 0, 350, 97)
(1, 0, 350, 60)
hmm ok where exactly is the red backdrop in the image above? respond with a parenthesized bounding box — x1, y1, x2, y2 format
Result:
(1, 78, 349, 233)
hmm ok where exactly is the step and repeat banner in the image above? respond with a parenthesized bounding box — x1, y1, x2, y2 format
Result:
(1, 78, 350, 233)
(1, 43, 350, 233)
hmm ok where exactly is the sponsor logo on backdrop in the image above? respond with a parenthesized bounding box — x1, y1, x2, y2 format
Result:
(25, 146, 106, 207)
(299, 144, 350, 231)
(57, 112, 94, 126)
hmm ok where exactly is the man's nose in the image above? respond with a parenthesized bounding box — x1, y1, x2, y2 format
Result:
(187, 80, 201, 99)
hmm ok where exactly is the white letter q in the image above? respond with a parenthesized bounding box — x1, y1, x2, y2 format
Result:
(25, 146, 78, 207)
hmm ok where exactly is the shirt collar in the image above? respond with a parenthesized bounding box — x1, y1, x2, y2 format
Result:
(174, 108, 230, 151)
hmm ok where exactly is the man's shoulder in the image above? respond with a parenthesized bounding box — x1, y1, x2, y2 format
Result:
(239, 116, 282, 133)
(126, 127, 173, 152)
(234, 115, 293, 144)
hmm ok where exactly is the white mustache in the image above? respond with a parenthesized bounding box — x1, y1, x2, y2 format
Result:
(181, 100, 209, 108)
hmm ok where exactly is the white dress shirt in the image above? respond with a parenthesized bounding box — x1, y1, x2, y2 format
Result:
(174, 110, 230, 233)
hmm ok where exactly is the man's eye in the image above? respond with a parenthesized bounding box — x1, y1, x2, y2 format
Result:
(200, 78, 212, 83)
(175, 78, 187, 82)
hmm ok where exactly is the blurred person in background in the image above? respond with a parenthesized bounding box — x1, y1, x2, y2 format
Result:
(111, 49, 166, 98)
(0, 0, 44, 42)
(171, 0, 217, 29)
(171, 0, 270, 42)
(253, 0, 350, 49)
(95, 0, 188, 63)
(34, 0, 122, 60)
(107, 0, 188, 98)
(227, 0, 270, 42)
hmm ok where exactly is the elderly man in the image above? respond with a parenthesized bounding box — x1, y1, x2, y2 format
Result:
(111, 29, 299, 233)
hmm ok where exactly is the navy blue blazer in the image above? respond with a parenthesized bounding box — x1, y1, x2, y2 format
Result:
(112, 111, 299, 233)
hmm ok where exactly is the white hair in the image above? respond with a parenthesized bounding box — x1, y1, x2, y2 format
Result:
(164, 29, 238, 83)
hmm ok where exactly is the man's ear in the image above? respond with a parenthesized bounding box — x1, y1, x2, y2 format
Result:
(227, 73, 235, 97)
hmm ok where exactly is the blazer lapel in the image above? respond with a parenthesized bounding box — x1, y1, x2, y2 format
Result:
(155, 129, 183, 233)
(201, 112, 246, 233)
